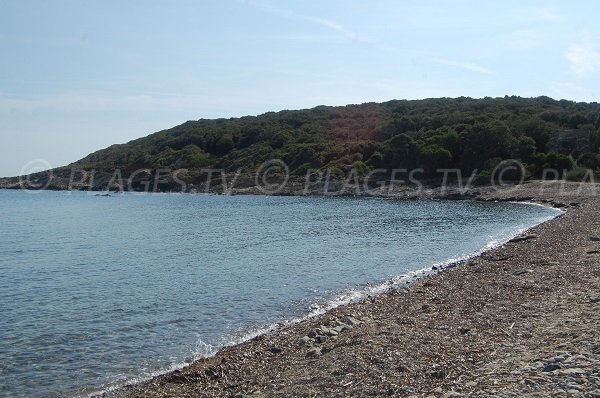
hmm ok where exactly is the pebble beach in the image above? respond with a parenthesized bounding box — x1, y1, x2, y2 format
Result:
(99, 181, 600, 398)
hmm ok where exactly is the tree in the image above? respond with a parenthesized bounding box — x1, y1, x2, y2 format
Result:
(460, 122, 515, 170)
(523, 119, 554, 151)
(589, 128, 600, 153)
(215, 134, 234, 155)
(383, 134, 420, 168)
(516, 136, 537, 162)
(419, 144, 452, 176)
(545, 152, 574, 171)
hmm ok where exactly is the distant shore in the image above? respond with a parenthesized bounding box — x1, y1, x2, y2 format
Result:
(93, 181, 599, 397)
(2, 169, 599, 202)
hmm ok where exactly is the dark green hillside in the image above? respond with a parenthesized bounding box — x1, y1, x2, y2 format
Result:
(74, 96, 600, 178)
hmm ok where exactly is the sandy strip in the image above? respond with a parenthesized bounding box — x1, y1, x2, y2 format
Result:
(98, 182, 600, 398)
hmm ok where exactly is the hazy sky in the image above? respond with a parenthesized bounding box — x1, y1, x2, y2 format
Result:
(1, 0, 600, 176)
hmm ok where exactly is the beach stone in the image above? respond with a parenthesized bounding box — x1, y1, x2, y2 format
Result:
(319, 326, 330, 335)
(509, 234, 537, 243)
(441, 392, 463, 398)
(549, 355, 566, 363)
(513, 268, 532, 276)
(300, 336, 312, 344)
(269, 345, 283, 354)
(559, 368, 586, 376)
(307, 330, 318, 339)
(344, 316, 361, 326)
(429, 369, 446, 379)
(590, 236, 600, 241)
(333, 325, 345, 333)
(543, 363, 561, 372)
(563, 354, 584, 363)
(306, 347, 321, 358)
(315, 335, 327, 344)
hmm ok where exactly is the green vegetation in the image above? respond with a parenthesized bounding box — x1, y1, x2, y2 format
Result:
(74, 96, 600, 179)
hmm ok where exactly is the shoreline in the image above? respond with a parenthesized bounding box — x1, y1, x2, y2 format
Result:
(92, 203, 560, 396)
(92, 214, 553, 397)
(95, 181, 600, 398)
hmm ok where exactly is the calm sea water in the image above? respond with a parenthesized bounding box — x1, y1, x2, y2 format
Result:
(0, 190, 560, 397)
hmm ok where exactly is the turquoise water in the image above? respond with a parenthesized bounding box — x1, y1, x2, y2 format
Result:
(0, 190, 560, 397)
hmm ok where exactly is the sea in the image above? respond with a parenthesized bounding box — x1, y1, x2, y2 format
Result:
(0, 190, 562, 397)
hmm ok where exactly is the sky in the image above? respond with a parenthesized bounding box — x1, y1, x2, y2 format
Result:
(1, 0, 600, 177)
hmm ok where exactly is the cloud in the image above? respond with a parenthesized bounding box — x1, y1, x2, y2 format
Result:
(551, 81, 584, 97)
(538, 7, 560, 21)
(506, 29, 541, 50)
(565, 41, 600, 78)
(245, 0, 396, 52)
(0, 91, 229, 113)
(550, 81, 599, 102)
(433, 58, 495, 75)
